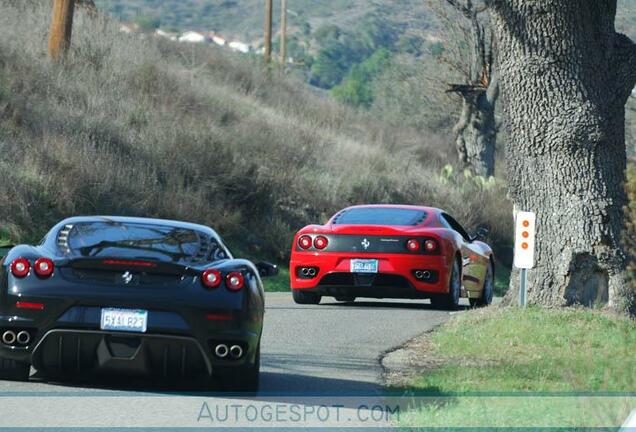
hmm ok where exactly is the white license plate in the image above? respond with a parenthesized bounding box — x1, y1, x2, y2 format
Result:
(350, 259, 379, 274)
(100, 308, 148, 333)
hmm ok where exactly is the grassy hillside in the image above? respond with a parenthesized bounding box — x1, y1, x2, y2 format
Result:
(0, 1, 512, 266)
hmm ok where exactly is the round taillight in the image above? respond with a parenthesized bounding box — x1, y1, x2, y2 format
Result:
(314, 236, 328, 250)
(226, 272, 245, 291)
(298, 235, 313, 250)
(424, 240, 438, 252)
(34, 258, 54, 278)
(202, 269, 222, 289)
(406, 239, 420, 252)
(10, 258, 30, 278)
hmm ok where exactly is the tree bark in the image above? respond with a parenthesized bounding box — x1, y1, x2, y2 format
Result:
(444, 1, 499, 177)
(490, 0, 636, 312)
(452, 74, 499, 177)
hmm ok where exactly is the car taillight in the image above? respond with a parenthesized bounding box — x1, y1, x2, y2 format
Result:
(202, 269, 222, 289)
(10, 258, 30, 278)
(34, 258, 55, 278)
(406, 239, 420, 252)
(424, 239, 439, 253)
(314, 236, 328, 250)
(226, 272, 245, 291)
(298, 235, 312, 250)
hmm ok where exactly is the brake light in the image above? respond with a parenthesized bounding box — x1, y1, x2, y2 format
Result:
(34, 258, 54, 278)
(406, 239, 420, 252)
(314, 236, 328, 250)
(226, 272, 245, 291)
(16, 301, 44, 310)
(10, 258, 30, 278)
(298, 235, 312, 250)
(424, 239, 439, 252)
(202, 269, 222, 289)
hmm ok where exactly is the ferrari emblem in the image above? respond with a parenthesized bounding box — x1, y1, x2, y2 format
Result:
(122, 271, 134, 284)
(361, 238, 370, 250)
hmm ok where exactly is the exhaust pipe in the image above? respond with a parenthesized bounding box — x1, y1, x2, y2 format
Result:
(215, 344, 229, 358)
(421, 271, 431, 280)
(230, 345, 244, 359)
(415, 271, 423, 279)
(301, 268, 310, 277)
(2, 330, 16, 345)
(16, 331, 30, 345)
(307, 268, 317, 277)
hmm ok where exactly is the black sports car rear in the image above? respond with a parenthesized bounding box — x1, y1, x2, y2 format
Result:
(0, 216, 275, 392)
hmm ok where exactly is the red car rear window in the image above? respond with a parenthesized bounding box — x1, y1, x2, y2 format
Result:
(332, 208, 427, 226)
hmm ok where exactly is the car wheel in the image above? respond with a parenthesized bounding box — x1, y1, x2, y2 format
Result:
(292, 289, 321, 305)
(335, 296, 356, 303)
(476, 262, 494, 307)
(0, 357, 30, 381)
(215, 343, 260, 393)
(432, 259, 461, 310)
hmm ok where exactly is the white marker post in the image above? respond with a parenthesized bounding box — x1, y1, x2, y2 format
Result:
(513, 211, 536, 307)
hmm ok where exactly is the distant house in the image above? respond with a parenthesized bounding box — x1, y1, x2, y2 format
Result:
(119, 23, 136, 34)
(229, 41, 250, 54)
(210, 33, 226, 47)
(155, 29, 178, 41)
(178, 31, 209, 44)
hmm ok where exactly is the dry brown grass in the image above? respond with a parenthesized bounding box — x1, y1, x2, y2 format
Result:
(0, 0, 512, 261)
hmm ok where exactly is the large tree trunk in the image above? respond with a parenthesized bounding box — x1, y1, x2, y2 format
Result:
(490, 0, 636, 312)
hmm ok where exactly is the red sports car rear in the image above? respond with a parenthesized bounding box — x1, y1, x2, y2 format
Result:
(289, 205, 494, 309)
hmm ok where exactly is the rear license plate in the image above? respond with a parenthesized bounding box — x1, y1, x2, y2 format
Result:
(350, 259, 379, 274)
(100, 308, 148, 333)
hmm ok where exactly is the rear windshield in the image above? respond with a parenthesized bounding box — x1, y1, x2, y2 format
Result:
(65, 222, 208, 261)
(332, 208, 427, 226)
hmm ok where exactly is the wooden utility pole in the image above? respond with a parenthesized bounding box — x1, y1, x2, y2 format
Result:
(48, 0, 75, 61)
(264, 0, 273, 63)
(280, 0, 287, 64)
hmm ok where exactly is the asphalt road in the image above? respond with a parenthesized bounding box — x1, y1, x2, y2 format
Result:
(0, 293, 459, 428)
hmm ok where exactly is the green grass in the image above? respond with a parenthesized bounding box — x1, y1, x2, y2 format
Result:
(263, 266, 290, 292)
(395, 307, 636, 428)
(494, 263, 511, 297)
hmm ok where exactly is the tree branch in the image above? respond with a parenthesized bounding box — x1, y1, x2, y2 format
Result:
(614, 33, 636, 104)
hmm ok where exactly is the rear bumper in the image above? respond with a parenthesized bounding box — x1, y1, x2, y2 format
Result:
(0, 301, 262, 375)
(290, 252, 451, 296)
(32, 329, 212, 378)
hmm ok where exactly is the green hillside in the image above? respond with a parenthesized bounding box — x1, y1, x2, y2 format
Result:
(0, 0, 512, 265)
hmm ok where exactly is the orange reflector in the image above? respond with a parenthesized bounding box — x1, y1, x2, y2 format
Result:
(522, 220, 530, 228)
(16, 301, 44, 310)
(522, 231, 529, 238)
(206, 313, 232, 321)
(521, 242, 529, 250)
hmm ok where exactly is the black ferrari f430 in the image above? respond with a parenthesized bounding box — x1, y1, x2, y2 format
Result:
(0, 216, 276, 391)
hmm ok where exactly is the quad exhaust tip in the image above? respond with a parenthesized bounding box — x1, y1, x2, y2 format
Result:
(415, 271, 432, 280)
(214, 344, 229, 358)
(300, 267, 317, 278)
(16, 331, 30, 345)
(2, 330, 16, 345)
(230, 345, 243, 359)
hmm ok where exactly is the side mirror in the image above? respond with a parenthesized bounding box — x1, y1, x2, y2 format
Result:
(472, 227, 489, 241)
(256, 261, 279, 277)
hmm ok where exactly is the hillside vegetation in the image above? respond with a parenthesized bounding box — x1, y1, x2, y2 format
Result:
(0, 1, 512, 265)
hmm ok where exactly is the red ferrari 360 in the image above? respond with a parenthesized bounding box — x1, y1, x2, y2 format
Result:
(289, 205, 494, 309)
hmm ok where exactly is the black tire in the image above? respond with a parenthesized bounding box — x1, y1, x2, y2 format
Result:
(335, 296, 356, 302)
(0, 357, 30, 381)
(292, 289, 321, 305)
(215, 344, 260, 393)
(431, 258, 461, 310)
(475, 262, 494, 307)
